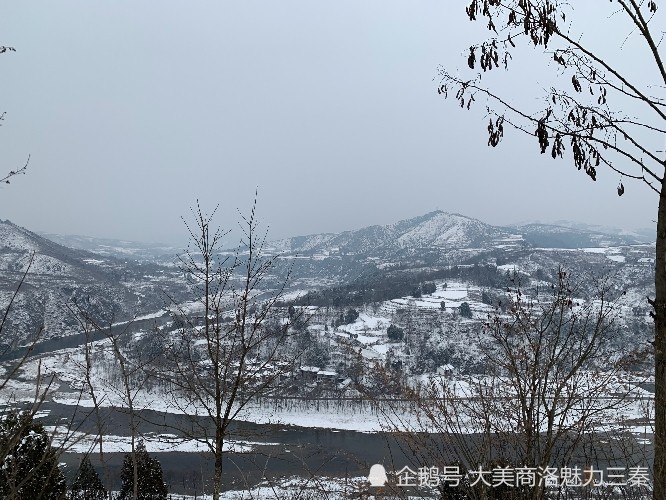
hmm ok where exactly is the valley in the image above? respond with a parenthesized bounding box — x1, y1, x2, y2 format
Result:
(0, 211, 657, 498)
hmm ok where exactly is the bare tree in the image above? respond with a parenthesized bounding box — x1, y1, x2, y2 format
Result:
(64, 306, 114, 494)
(0, 271, 97, 499)
(0, 151, 28, 186)
(0, 46, 41, 424)
(107, 327, 143, 500)
(67, 303, 164, 500)
(383, 270, 648, 499)
(0, 254, 64, 496)
(438, 1, 665, 496)
(0, 42, 88, 499)
(157, 197, 299, 500)
(0, 45, 28, 189)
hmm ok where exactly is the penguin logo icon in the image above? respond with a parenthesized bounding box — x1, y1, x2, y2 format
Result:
(368, 464, 388, 487)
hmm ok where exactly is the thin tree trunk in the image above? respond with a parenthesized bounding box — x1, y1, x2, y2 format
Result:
(213, 432, 223, 500)
(654, 178, 666, 500)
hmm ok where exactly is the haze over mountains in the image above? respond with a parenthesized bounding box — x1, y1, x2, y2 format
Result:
(0, 210, 655, 346)
(270, 210, 650, 256)
(0, 220, 185, 344)
(0, 210, 657, 496)
(35, 210, 651, 260)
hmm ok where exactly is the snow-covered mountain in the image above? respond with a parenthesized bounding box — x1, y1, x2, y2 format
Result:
(268, 210, 645, 258)
(269, 211, 518, 255)
(1, 210, 652, 346)
(0, 213, 655, 497)
(0, 220, 184, 346)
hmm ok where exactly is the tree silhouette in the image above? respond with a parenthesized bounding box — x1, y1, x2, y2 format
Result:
(68, 456, 106, 500)
(119, 440, 167, 500)
(422, 282, 437, 295)
(0, 411, 66, 500)
(439, 2, 665, 496)
(387, 324, 404, 341)
(458, 301, 472, 319)
(160, 197, 299, 500)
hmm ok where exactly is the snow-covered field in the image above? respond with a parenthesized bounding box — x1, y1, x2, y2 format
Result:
(46, 427, 260, 454)
(2, 342, 653, 438)
(0, 276, 655, 440)
(0, 271, 653, 500)
(118, 476, 424, 500)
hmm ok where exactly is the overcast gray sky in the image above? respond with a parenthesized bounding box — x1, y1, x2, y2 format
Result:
(0, 2, 660, 245)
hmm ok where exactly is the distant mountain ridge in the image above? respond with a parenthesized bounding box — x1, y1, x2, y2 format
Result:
(0, 220, 182, 345)
(38, 231, 179, 262)
(0, 212, 653, 346)
(0, 220, 105, 276)
(506, 223, 647, 249)
(510, 219, 653, 245)
(29, 212, 650, 263)
(268, 210, 644, 256)
(269, 211, 513, 255)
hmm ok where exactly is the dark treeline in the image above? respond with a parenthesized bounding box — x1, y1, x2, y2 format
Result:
(294, 264, 516, 307)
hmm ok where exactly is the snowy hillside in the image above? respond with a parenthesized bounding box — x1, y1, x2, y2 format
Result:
(0, 220, 186, 344)
(269, 211, 645, 260)
(0, 213, 657, 498)
(270, 211, 517, 256)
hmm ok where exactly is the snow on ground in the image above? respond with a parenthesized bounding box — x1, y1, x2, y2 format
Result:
(333, 312, 391, 347)
(0, 278, 655, 439)
(278, 289, 308, 302)
(51, 392, 393, 433)
(134, 309, 167, 321)
(170, 300, 204, 314)
(413, 372, 652, 402)
(48, 371, 652, 437)
(147, 476, 418, 500)
(391, 282, 470, 308)
(218, 476, 393, 500)
(497, 263, 522, 273)
(583, 247, 610, 254)
(238, 401, 390, 432)
(360, 347, 384, 361)
(82, 258, 105, 265)
(351, 334, 379, 345)
(46, 428, 259, 454)
(370, 344, 392, 356)
(109, 309, 168, 328)
(404, 372, 653, 437)
(579, 247, 628, 263)
(337, 313, 389, 336)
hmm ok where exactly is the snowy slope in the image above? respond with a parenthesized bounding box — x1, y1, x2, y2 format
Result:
(271, 211, 515, 255)
(0, 220, 182, 344)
